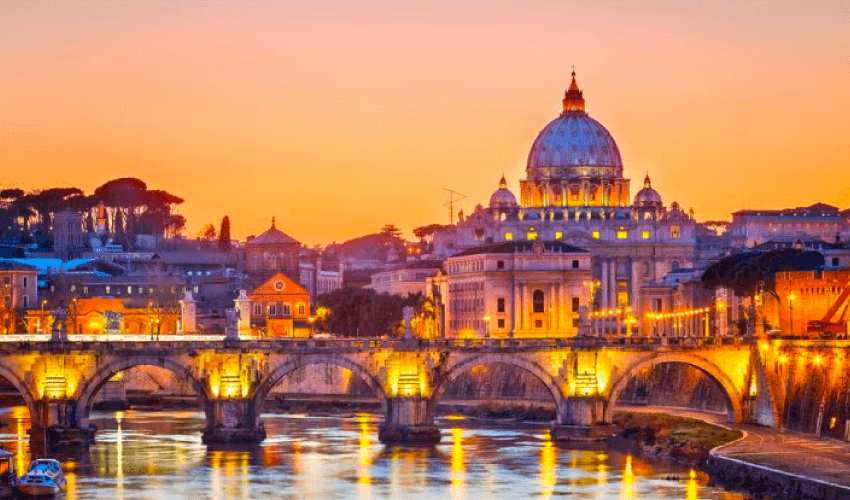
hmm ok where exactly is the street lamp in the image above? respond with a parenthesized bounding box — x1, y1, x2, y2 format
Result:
(308, 316, 316, 337)
(483, 315, 490, 338)
(40, 299, 47, 334)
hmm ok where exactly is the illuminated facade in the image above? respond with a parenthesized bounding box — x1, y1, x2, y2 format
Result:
(247, 272, 311, 337)
(431, 72, 697, 325)
(429, 240, 592, 337)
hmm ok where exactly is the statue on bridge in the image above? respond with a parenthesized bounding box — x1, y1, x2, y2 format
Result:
(402, 306, 414, 340)
(225, 308, 240, 341)
(50, 308, 68, 342)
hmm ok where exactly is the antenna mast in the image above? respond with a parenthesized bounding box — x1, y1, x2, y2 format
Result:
(443, 188, 467, 224)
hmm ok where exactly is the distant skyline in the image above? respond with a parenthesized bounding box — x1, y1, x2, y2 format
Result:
(2, 1, 848, 245)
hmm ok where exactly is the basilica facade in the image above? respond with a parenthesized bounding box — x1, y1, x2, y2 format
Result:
(431, 72, 697, 326)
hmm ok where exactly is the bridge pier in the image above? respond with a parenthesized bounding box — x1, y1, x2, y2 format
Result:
(29, 399, 96, 448)
(201, 399, 266, 444)
(551, 396, 613, 441)
(378, 396, 441, 444)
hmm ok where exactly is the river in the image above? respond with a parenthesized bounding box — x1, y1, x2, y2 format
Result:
(0, 407, 748, 499)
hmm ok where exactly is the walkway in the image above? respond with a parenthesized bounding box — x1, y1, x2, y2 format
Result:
(620, 406, 850, 494)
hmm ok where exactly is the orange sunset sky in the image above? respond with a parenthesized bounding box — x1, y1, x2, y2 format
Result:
(1, 1, 849, 245)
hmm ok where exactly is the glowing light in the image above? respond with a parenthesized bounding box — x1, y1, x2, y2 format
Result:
(540, 431, 556, 498)
(779, 355, 787, 363)
(815, 356, 822, 365)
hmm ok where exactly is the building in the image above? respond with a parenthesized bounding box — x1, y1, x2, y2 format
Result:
(431, 72, 698, 323)
(245, 218, 301, 283)
(428, 240, 592, 338)
(53, 210, 86, 260)
(366, 260, 443, 297)
(0, 261, 38, 334)
(298, 255, 343, 305)
(772, 270, 850, 336)
(729, 203, 850, 248)
(247, 272, 312, 337)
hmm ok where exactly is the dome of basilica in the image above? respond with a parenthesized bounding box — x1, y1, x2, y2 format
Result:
(633, 174, 662, 208)
(489, 175, 518, 209)
(526, 72, 622, 178)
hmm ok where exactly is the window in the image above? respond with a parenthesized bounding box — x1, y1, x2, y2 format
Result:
(23, 296, 28, 308)
(527, 229, 538, 240)
(497, 318, 505, 329)
(555, 231, 563, 240)
(642, 262, 650, 277)
(532, 290, 545, 313)
(833, 257, 840, 266)
(591, 231, 600, 239)
(269, 304, 276, 316)
(642, 230, 650, 239)
(281, 303, 292, 316)
(83, 286, 89, 295)
(572, 297, 580, 313)
(671, 260, 680, 271)
(127, 286, 133, 294)
(497, 260, 505, 269)
(70, 285, 76, 293)
(617, 291, 630, 306)
(22, 277, 27, 288)
(2, 277, 9, 286)
(105, 286, 111, 294)
(297, 303, 306, 315)
(616, 226, 628, 239)
(671, 226, 681, 239)
(652, 298, 662, 312)
(254, 304, 262, 316)
(504, 232, 514, 241)
(497, 297, 505, 313)
(535, 319, 543, 328)
(572, 260, 579, 269)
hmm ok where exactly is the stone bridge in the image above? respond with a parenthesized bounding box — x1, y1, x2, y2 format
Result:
(0, 335, 820, 445)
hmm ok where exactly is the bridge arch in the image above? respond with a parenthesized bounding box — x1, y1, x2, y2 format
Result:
(0, 361, 37, 420)
(75, 356, 213, 428)
(430, 354, 566, 423)
(605, 353, 744, 424)
(252, 355, 388, 416)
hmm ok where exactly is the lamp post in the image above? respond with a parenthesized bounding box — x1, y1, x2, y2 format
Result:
(308, 316, 316, 338)
(40, 299, 47, 334)
(483, 315, 490, 338)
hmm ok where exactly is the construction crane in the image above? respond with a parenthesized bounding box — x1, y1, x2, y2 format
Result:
(443, 188, 466, 224)
(807, 282, 850, 337)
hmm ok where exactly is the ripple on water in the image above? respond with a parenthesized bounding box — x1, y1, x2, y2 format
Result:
(0, 410, 751, 500)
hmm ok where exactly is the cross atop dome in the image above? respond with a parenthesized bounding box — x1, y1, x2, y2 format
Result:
(644, 173, 652, 188)
(563, 67, 585, 113)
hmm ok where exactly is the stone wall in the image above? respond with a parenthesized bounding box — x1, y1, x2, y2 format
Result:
(616, 362, 729, 413)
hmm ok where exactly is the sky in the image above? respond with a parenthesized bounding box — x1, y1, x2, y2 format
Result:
(1, 0, 849, 245)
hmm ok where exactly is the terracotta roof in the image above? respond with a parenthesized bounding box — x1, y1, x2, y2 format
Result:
(247, 219, 300, 246)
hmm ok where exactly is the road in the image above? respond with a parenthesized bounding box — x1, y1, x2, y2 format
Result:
(619, 406, 850, 491)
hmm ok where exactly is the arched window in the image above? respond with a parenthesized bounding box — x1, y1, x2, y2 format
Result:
(533, 289, 545, 313)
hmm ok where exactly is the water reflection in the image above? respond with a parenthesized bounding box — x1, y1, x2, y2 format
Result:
(0, 408, 754, 500)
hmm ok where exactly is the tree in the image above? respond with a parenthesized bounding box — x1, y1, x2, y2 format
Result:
(317, 287, 423, 337)
(380, 224, 402, 239)
(199, 223, 216, 241)
(218, 216, 231, 251)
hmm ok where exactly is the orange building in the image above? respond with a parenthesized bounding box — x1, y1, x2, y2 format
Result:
(26, 297, 179, 336)
(772, 270, 850, 336)
(248, 273, 311, 337)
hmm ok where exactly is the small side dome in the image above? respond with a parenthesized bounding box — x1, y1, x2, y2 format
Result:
(489, 175, 518, 209)
(633, 174, 662, 208)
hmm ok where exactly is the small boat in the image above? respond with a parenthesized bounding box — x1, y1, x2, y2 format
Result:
(15, 459, 65, 497)
(0, 450, 18, 498)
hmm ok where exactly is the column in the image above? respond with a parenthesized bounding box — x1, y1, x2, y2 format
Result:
(203, 398, 266, 444)
(608, 259, 617, 309)
(600, 259, 609, 310)
(630, 259, 640, 312)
